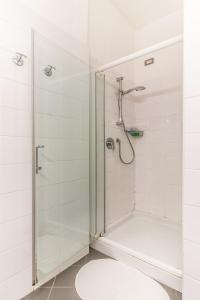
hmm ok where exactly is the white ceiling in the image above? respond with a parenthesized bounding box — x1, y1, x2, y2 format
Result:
(109, 0, 182, 29)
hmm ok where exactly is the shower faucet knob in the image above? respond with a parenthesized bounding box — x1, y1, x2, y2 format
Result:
(106, 137, 115, 150)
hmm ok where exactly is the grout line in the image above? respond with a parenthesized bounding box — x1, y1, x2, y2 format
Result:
(47, 277, 56, 300)
(0, 105, 31, 113)
(50, 287, 75, 289)
(0, 212, 32, 226)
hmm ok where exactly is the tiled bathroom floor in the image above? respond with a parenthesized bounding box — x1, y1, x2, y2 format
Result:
(23, 248, 182, 300)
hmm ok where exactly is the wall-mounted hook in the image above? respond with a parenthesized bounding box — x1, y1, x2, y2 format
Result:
(44, 65, 56, 77)
(12, 52, 27, 66)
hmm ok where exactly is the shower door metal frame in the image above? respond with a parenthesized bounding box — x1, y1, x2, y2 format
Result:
(31, 29, 38, 286)
(97, 35, 183, 72)
(94, 71, 106, 238)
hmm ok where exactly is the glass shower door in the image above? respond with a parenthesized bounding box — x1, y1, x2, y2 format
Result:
(33, 32, 89, 283)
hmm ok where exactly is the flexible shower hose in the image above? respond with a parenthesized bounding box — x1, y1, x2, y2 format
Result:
(116, 119, 135, 165)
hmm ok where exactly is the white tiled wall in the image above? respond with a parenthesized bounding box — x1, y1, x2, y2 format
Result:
(104, 42, 182, 228)
(132, 43, 182, 223)
(105, 81, 135, 227)
(103, 11, 183, 228)
(0, 1, 90, 298)
(89, 0, 135, 66)
(183, 1, 200, 298)
(0, 20, 32, 300)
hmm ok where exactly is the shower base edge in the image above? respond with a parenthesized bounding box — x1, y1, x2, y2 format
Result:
(92, 238, 181, 292)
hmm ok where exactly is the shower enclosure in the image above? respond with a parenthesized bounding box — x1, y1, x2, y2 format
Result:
(33, 32, 90, 285)
(31, 30, 182, 293)
(93, 37, 183, 292)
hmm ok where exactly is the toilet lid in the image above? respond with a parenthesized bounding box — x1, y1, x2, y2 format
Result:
(75, 259, 170, 300)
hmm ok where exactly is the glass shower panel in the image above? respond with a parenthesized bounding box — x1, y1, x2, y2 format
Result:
(34, 32, 89, 283)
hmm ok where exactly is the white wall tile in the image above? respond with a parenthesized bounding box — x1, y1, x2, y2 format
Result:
(183, 170, 200, 207)
(184, 240, 200, 281)
(0, 241, 31, 283)
(184, 97, 200, 133)
(105, 82, 135, 226)
(0, 20, 30, 54)
(184, 1, 200, 98)
(105, 36, 182, 226)
(184, 205, 200, 244)
(183, 276, 200, 300)
(184, 1, 200, 297)
(0, 215, 31, 253)
(90, 0, 135, 66)
(0, 107, 31, 137)
(0, 267, 32, 300)
(130, 21, 182, 223)
(184, 133, 200, 169)
(0, 190, 31, 224)
(0, 137, 31, 164)
(0, 164, 31, 194)
(0, 78, 30, 111)
(0, 20, 32, 300)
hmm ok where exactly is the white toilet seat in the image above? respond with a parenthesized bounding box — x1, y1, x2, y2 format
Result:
(75, 259, 170, 300)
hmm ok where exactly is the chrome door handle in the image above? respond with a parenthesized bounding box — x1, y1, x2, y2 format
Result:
(36, 145, 45, 174)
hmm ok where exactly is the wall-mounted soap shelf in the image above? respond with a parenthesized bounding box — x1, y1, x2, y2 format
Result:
(126, 128, 144, 137)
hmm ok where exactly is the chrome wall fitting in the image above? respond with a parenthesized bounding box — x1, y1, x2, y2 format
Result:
(106, 137, 115, 150)
(44, 65, 56, 77)
(12, 52, 27, 66)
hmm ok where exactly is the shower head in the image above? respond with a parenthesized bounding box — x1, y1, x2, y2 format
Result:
(135, 86, 146, 91)
(122, 86, 146, 95)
